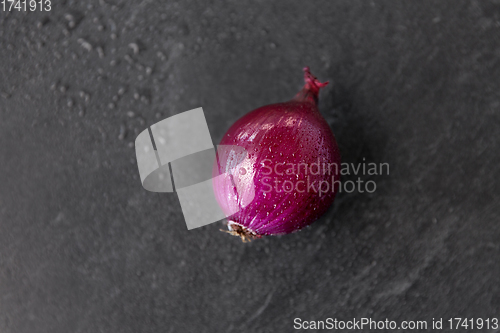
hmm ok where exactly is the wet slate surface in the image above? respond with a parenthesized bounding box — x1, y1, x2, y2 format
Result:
(1, 1, 499, 332)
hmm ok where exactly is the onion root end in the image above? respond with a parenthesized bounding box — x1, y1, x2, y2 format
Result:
(220, 221, 262, 243)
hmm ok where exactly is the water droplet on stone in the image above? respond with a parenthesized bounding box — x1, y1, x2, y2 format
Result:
(118, 125, 127, 140)
(128, 42, 139, 54)
(96, 46, 104, 58)
(124, 54, 133, 64)
(78, 38, 92, 51)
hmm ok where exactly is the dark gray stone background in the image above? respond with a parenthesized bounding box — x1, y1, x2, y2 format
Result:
(1, 1, 499, 332)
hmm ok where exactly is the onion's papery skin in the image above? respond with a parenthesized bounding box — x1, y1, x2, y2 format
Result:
(213, 67, 341, 238)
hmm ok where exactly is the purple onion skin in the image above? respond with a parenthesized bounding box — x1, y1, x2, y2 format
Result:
(213, 68, 341, 240)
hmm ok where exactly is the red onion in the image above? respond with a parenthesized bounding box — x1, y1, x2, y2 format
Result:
(213, 67, 341, 241)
